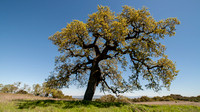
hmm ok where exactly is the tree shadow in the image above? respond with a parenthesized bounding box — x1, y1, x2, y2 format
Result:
(17, 100, 127, 109)
(141, 104, 160, 108)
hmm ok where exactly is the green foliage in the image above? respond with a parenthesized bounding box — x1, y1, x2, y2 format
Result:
(140, 96, 153, 102)
(47, 5, 180, 99)
(51, 89, 64, 98)
(16, 90, 28, 94)
(0, 82, 74, 100)
(0, 82, 31, 95)
(162, 96, 174, 101)
(152, 96, 162, 101)
(96, 94, 200, 103)
(17, 100, 126, 109)
(130, 94, 200, 102)
(0, 84, 3, 90)
(169, 94, 200, 102)
(32, 84, 42, 96)
(0, 82, 21, 93)
(62, 95, 73, 100)
(131, 96, 153, 102)
(32, 83, 69, 99)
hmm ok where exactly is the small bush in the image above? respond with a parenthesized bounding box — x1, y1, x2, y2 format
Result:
(116, 95, 131, 103)
(131, 98, 141, 102)
(95, 98, 101, 102)
(170, 94, 183, 100)
(162, 96, 174, 101)
(51, 90, 64, 98)
(152, 96, 161, 101)
(62, 95, 75, 100)
(139, 96, 152, 102)
(16, 90, 28, 94)
(98, 94, 116, 102)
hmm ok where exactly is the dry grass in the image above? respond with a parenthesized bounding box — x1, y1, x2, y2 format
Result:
(134, 101, 200, 107)
(0, 93, 52, 102)
(0, 93, 200, 112)
(0, 93, 199, 107)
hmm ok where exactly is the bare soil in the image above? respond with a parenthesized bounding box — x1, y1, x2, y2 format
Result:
(0, 93, 52, 102)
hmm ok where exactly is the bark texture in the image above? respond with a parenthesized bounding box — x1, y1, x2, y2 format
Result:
(83, 63, 101, 101)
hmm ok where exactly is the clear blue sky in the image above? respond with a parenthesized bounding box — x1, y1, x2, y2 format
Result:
(0, 0, 199, 97)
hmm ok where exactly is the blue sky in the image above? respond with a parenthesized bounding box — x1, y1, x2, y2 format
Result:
(0, 0, 199, 97)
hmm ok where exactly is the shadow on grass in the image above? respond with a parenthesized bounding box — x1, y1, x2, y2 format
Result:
(141, 104, 160, 108)
(17, 100, 128, 109)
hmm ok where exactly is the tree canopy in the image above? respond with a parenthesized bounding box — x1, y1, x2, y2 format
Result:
(47, 5, 180, 101)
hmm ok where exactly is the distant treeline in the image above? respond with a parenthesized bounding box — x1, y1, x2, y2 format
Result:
(95, 94, 200, 103)
(131, 94, 200, 102)
(0, 82, 199, 103)
(0, 82, 73, 100)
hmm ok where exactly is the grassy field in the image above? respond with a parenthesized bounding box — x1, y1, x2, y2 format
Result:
(0, 93, 200, 112)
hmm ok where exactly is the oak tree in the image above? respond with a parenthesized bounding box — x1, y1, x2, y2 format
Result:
(47, 6, 180, 101)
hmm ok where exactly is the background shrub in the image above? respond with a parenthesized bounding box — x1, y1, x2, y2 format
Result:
(116, 95, 131, 103)
(16, 90, 28, 94)
(98, 94, 116, 102)
(139, 96, 152, 102)
(51, 89, 64, 98)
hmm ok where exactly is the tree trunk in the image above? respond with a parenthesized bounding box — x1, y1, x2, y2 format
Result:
(83, 64, 101, 101)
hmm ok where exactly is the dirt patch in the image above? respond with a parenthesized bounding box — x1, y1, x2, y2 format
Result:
(0, 93, 52, 102)
(134, 101, 200, 107)
(0, 93, 75, 102)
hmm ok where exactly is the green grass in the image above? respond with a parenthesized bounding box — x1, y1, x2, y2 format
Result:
(0, 100, 200, 112)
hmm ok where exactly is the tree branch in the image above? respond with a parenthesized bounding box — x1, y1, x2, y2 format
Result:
(125, 33, 138, 40)
(102, 78, 128, 96)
